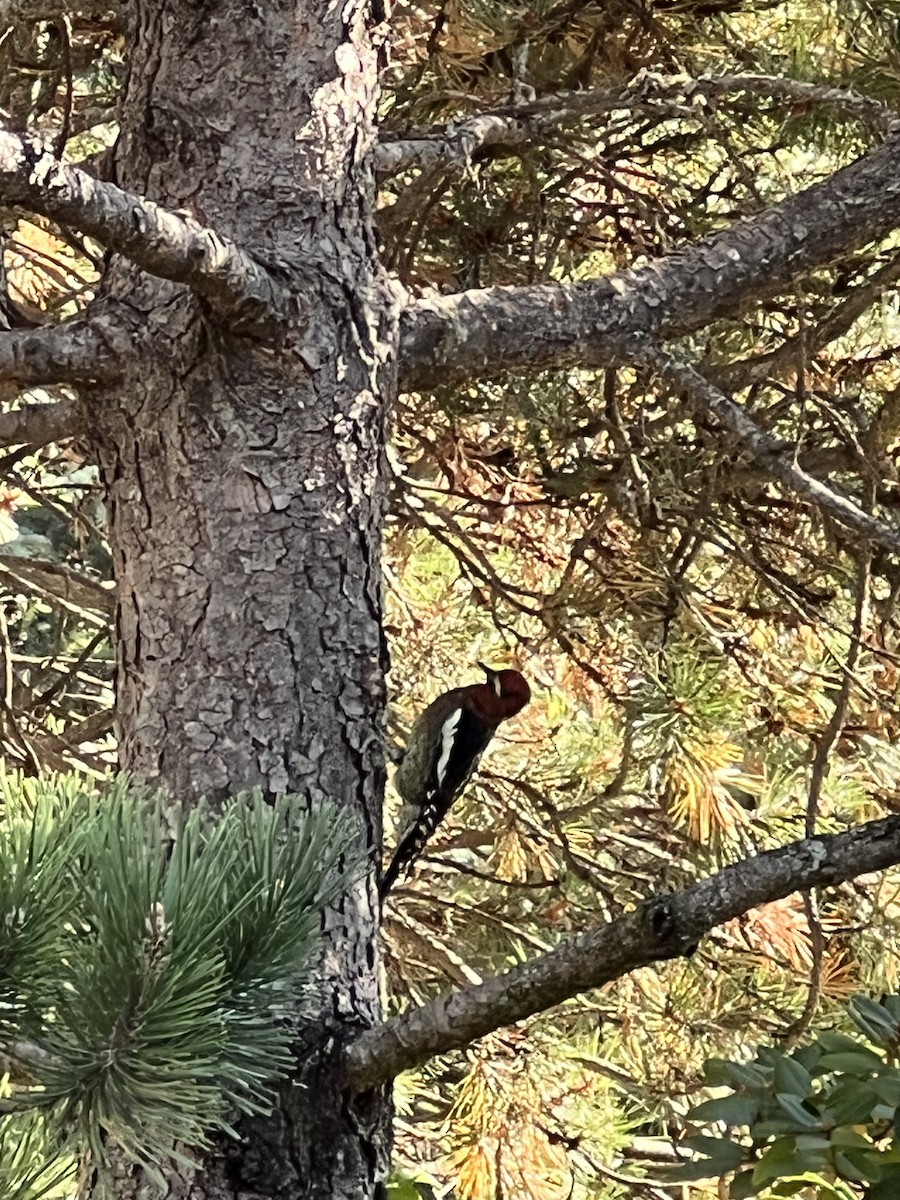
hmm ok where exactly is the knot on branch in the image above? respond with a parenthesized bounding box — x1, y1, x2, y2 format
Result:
(643, 897, 698, 960)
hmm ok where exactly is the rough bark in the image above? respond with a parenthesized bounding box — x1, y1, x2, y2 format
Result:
(0, 128, 294, 334)
(6, 7, 900, 1196)
(347, 813, 900, 1091)
(399, 128, 900, 390)
(0, 396, 81, 446)
(0, 317, 125, 387)
(80, 1, 394, 1197)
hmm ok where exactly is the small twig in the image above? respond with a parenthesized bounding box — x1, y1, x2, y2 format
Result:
(806, 545, 871, 838)
(782, 538, 871, 1047)
(30, 623, 108, 712)
(52, 14, 74, 160)
(636, 342, 900, 556)
(0, 558, 113, 621)
(423, 856, 558, 889)
(377, 72, 893, 177)
(0, 602, 12, 711)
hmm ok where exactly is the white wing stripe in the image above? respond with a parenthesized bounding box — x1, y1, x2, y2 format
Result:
(435, 708, 462, 789)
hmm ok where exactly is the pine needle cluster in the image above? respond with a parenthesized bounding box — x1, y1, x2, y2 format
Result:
(0, 774, 359, 1193)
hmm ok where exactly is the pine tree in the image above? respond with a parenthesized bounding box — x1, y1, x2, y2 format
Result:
(4, 1, 900, 1197)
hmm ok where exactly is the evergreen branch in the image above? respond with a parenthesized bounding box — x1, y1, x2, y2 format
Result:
(782, 546, 871, 1048)
(348, 815, 900, 1091)
(719, 254, 900, 389)
(515, 70, 893, 132)
(0, 1109, 76, 1200)
(379, 71, 891, 177)
(636, 343, 900, 555)
(0, 320, 124, 390)
(377, 114, 530, 177)
(0, 779, 361, 1174)
(0, 1040, 54, 1076)
(0, 558, 114, 620)
(0, 128, 298, 337)
(399, 128, 900, 390)
(0, 399, 81, 449)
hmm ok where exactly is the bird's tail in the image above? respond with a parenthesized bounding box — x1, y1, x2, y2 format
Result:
(378, 815, 437, 902)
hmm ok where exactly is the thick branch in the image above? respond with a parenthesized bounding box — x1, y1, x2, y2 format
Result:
(0, 129, 297, 336)
(399, 128, 900, 390)
(0, 318, 124, 388)
(638, 342, 900, 555)
(0, 398, 80, 447)
(350, 815, 900, 1091)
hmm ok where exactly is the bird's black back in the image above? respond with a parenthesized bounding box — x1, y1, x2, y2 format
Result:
(380, 707, 494, 899)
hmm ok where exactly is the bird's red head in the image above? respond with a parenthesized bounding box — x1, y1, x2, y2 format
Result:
(473, 662, 531, 722)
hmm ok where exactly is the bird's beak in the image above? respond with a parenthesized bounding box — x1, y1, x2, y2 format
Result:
(478, 661, 502, 696)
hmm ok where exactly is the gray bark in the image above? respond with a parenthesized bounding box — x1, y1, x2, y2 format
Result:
(4, 5, 900, 1195)
(0, 126, 295, 334)
(78, 1, 394, 1197)
(0, 317, 124, 387)
(399, 128, 900, 390)
(347, 813, 900, 1091)
(0, 396, 80, 445)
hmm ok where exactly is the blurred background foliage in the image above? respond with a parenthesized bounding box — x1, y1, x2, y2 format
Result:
(4, 0, 900, 1196)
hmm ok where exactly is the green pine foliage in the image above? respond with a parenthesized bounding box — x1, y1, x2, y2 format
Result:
(0, 1110, 76, 1200)
(0, 774, 359, 1191)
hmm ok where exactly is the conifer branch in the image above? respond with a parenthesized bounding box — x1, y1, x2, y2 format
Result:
(399, 128, 900, 390)
(529, 71, 892, 129)
(636, 343, 900, 555)
(379, 72, 891, 177)
(349, 816, 900, 1091)
(0, 128, 297, 336)
(0, 397, 81, 449)
(0, 320, 123, 390)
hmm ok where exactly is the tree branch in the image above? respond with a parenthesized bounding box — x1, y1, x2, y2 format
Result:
(0, 128, 298, 336)
(378, 71, 891, 177)
(719, 254, 900, 390)
(399, 128, 900, 390)
(636, 342, 900, 555)
(348, 814, 900, 1091)
(377, 114, 530, 177)
(0, 557, 114, 619)
(513, 70, 892, 132)
(0, 397, 80, 447)
(0, 318, 125, 388)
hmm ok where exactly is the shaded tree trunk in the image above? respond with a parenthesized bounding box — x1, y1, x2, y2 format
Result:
(82, 2, 395, 1196)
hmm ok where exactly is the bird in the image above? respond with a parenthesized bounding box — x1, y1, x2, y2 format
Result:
(380, 663, 531, 900)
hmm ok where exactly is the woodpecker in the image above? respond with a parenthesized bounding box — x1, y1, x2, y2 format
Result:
(380, 663, 531, 900)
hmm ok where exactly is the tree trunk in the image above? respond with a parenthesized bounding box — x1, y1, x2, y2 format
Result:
(83, 2, 395, 1196)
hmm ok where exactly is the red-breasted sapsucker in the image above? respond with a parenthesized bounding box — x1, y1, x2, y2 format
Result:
(380, 663, 531, 900)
